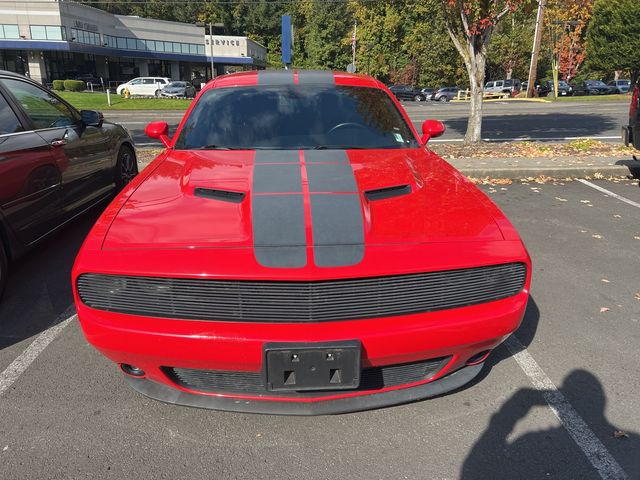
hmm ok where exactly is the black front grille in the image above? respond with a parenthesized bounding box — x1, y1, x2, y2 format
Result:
(76, 262, 526, 323)
(163, 357, 451, 397)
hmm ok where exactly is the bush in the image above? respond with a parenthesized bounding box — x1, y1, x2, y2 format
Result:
(63, 80, 86, 92)
(52, 80, 65, 91)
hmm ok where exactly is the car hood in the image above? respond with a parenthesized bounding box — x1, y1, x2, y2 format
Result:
(163, 87, 184, 93)
(103, 149, 505, 255)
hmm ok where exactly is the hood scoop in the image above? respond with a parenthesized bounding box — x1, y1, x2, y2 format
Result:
(365, 184, 412, 201)
(194, 187, 246, 204)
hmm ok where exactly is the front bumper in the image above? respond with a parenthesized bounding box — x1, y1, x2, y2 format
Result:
(124, 363, 484, 415)
(75, 290, 528, 414)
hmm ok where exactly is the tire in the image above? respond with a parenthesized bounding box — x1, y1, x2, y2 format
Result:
(155, 89, 161, 98)
(0, 239, 7, 300)
(114, 145, 139, 191)
(438, 96, 449, 102)
(121, 88, 129, 97)
(413, 94, 423, 102)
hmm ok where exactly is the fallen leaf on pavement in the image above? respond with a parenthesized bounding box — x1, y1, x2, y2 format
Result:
(634, 292, 640, 301)
(580, 200, 591, 204)
(555, 197, 568, 202)
(592, 234, 602, 239)
(613, 214, 621, 218)
(613, 431, 629, 439)
(601, 279, 610, 283)
(600, 307, 610, 313)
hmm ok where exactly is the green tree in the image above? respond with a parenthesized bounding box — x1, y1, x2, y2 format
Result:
(586, 0, 640, 83)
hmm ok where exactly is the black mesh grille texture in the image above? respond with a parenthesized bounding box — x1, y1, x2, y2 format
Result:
(163, 357, 451, 397)
(76, 263, 526, 323)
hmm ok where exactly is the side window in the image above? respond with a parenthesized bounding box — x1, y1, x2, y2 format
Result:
(0, 92, 24, 135)
(156, 79, 167, 84)
(495, 81, 504, 88)
(143, 78, 155, 85)
(129, 79, 142, 85)
(1, 78, 78, 130)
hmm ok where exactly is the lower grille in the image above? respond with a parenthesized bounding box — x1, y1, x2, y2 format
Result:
(163, 357, 451, 397)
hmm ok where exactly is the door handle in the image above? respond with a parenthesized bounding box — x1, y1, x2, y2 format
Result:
(51, 138, 67, 147)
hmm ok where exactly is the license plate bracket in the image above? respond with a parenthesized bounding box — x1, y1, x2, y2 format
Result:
(264, 341, 361, 392)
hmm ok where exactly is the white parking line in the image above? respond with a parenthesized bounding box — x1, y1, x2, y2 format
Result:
(505, 336, 628, 480)
(577, 179, 640, 209)
(0, 312, 75, 397)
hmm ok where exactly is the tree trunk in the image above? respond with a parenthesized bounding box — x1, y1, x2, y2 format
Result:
(464, 53, 486, 144)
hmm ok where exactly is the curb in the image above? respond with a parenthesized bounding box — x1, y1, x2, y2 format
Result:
(457, 165, 632, 180)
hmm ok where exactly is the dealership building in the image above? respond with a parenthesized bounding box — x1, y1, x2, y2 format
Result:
(0, 0, 267, 84)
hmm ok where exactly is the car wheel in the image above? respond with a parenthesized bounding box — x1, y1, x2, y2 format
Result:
(0, 239, 7, 300)
(439, 96, 449, 102)
(115, 145, 139, 191)
(121, 88, 129, 97)
(155, 89, 161, 98)
(413, 94, 423, 102)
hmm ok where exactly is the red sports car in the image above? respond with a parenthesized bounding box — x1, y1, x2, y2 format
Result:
(73, 70, 531, 415)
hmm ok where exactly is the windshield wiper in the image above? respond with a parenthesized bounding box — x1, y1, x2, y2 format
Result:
(192, 144, 237, 150)
(312, 145, 404, 150)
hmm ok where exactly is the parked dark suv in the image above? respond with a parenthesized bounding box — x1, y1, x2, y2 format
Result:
(622, 81, 639, 150)
(388, 85, 427, 102)
(0, 71, 138, 297)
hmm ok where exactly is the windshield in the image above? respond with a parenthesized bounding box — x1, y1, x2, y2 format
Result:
(558, 81, 569, 87)
(174, 85, 419, 150)
(586, 80, 606, 87)
(168, 82, 186, 88)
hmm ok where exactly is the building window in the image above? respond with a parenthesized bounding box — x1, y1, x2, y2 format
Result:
(0, 24, 20, 39)
(197, 45, 204, 55)
(30, 25, 66, 41)
(189, 44, 198, 55)
(116, 37, 126, 49)
(71, 28, 99, 45)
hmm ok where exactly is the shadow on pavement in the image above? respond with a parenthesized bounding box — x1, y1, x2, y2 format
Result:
(0, 211, 100, 350)
(460, 369, 639, 479)
(444, 113, 618, 140)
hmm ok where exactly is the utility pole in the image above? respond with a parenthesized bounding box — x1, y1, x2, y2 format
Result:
(526, 0, 546, 98)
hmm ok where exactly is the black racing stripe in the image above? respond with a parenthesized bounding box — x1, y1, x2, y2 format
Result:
(252, 195, 306, 268)
(253, 164, 302, 193)
(310, 194, 364, 267)
(304, 150, 349, 164)
(254, 150, 299, 164)
(306, 163, 357, 193)
(297, 70, 335, 85)
(257, 70, 294, 85)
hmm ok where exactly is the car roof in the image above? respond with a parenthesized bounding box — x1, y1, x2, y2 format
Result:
(204, 70, 386, 93)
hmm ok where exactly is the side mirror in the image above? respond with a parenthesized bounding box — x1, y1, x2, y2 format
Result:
(420, 119, 446, 144)
(80, 110, 103, 127)
(145, 121, 171, 148)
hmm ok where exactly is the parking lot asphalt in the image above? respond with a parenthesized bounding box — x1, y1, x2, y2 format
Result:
(105, 100, 629, 147)
(1, 178, 638, 479)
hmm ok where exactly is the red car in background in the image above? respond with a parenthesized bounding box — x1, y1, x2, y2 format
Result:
(73, 70, 531, 415)
(623, 80, 640, 150)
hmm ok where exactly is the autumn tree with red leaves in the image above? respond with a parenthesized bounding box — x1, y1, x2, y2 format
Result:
(441, 0, 527, 143)
(546, 0, 593, 84)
